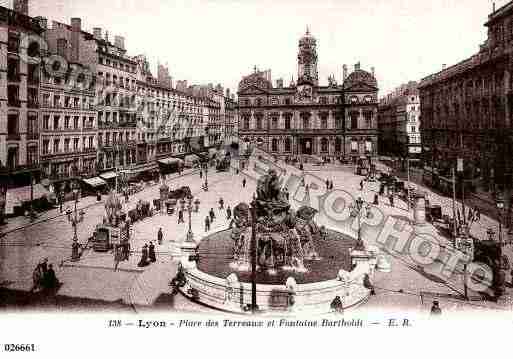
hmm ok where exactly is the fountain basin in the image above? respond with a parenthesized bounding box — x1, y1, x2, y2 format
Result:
(181, 229, 375, 314)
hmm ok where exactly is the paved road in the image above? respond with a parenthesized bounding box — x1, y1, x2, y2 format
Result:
(1, 155, 512, 314)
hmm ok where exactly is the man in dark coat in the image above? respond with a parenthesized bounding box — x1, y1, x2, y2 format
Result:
(138, 244, 149, 267)
(242, 178, 247, 188)
(209, 208, 215, 223)
(148, 242, 156, 263)
(200, 170, 203, 179)
(430, 301, 442, 316)
(219, 198, 224, 210)
(178, 209, 184, 224)
(43, 264, 58, 289)
(226, 206, 232, 220)
(157, 228, 163, 245)
(205, 216, 211, 232)
(330, 296, 343, 313)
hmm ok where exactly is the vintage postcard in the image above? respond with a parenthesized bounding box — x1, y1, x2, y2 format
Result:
(0, 0, 511, 357)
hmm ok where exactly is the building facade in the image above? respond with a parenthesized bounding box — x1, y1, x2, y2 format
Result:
(419, 1, 513, 192)
(0, 3, 44, 187)
(378, 82, 421, 159)
(237, 30, 379, 161)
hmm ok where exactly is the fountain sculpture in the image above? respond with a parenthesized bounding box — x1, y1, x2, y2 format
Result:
(230, 169, 320, 273)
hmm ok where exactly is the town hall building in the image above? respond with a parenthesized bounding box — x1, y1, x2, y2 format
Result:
(237, 29, 379, 163)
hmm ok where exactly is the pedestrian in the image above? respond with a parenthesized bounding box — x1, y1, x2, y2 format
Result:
(242, 178, 246, 188)
(330, 296, 343, 314)
(200, 170, 203, 179)
(363, 273, 376, 295)
(326, 179, 330, 190)
(305, 184, 309, 194)
(205, 216, 211, 232)
(360, 180, 364, 191)
(96, 191, 101, 202)
(236, 168, 240, 175)
(226, 206, 232, 220)
(219, 197, 224, 210)
(43, 263, 58, 290)
(149, 242, 156, 263)
(430, 300, 442, 316)
(209, 208, 215, 223)
(178, 209, 184, 224)
(476, 208, 481, 221)
(389, 194, 394, 207)
(373, 194, 379, 206)
(329, 181, 334, 191)
(468, 208, 474, 222)
(157, 228, 163, 245)
(31, 264, 43, 292)
(59, 193, 63, 213)
(138, 244, 149, 267)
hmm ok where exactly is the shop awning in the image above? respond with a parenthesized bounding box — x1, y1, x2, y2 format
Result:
(5, 184, 51, 214)
(82, 177, 107, 187)
(158, 158, 184, 166)
(99, 171, 118, 180)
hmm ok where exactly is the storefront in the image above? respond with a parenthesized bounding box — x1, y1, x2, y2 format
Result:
(158, 158, 184, 175)
(82, 177, 108, 195)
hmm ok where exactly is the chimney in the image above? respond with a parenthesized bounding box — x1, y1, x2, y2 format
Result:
(343, 64, 348, 81)
(70, 18, 81, 63)
(226, 88, 230, 98)
(13, 0, 29, 15)
(114, 36, 125, 50)
(355, 62, 361, 71)
(493, 2, 496, 12)
(93, 27, 102, 40)
(442, 64, 447, 70)
(371, 66, 375, 76)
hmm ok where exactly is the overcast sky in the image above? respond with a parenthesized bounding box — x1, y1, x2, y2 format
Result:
(1, 0, 507, 96)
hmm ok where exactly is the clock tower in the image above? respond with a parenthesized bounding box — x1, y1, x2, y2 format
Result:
(297, 26, 318, 86)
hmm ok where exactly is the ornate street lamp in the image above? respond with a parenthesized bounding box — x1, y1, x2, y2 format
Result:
(185, 196, 194, 243)
(349, 197, 371, 251)
(69, 184, 85, 262)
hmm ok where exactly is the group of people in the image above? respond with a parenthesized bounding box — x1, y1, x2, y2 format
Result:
(137, 242, 157, 267)
(32, 258, 59, 292)
(204, 198, 234, 232)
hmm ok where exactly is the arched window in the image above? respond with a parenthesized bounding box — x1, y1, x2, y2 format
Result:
(272, 138, 279, 152)
(272, 117, 278, 129)
(321, 138, 329, 153)
(284, 138, 291, 152)
(335, 137, 342, 153)
(285, 115, 291, 130)
(302, 114, 310, 129)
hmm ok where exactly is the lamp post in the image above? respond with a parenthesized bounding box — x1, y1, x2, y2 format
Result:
(350, 197, 370, 251)
(249, 196, 258, 313)
(69, 183, 85, 261)
(203, 161, 209, 192)
(185, 196, 194, 243)
(496, 192, 504, 253)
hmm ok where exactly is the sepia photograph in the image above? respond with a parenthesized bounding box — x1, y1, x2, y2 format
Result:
(0, 0, 512, 357)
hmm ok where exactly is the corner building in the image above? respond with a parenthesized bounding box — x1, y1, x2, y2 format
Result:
(237, 30, 379, 162)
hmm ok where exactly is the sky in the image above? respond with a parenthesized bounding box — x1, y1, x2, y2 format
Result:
(1, 0, 508, 96)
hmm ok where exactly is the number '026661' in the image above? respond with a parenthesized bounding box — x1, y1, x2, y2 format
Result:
(4, 344, 36, 352)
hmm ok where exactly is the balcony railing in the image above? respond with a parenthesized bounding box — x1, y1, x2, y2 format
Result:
(27, 133, 39, 141)
(7, 73, 21, 82)
(8, 99, 21, 107)
(7, 133, 21, 141)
